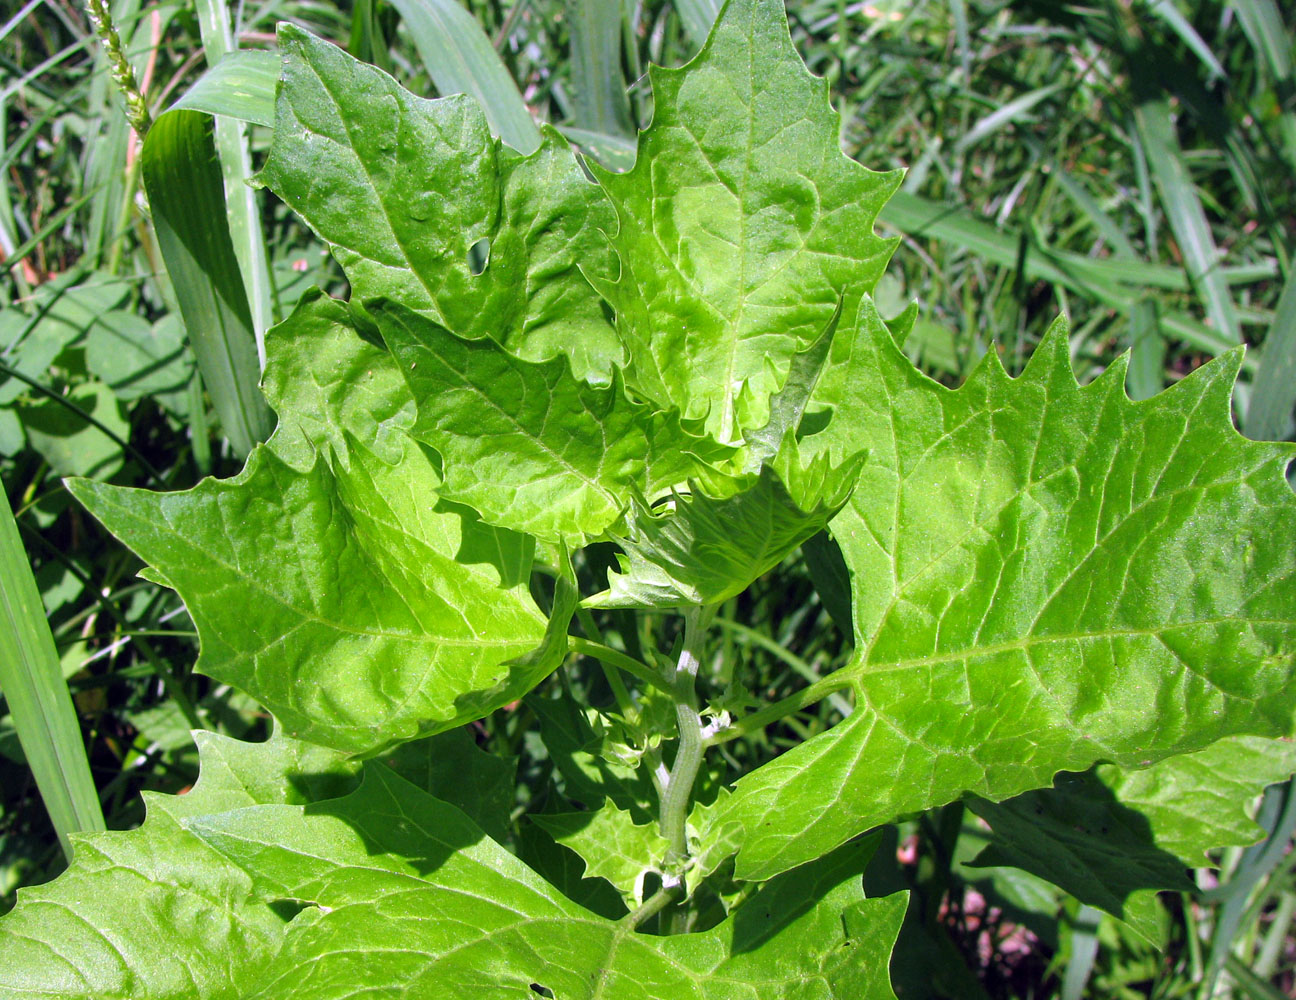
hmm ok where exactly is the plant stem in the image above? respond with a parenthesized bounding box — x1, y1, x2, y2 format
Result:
(713, 615, 854, 718)
(659, 604, 713, 872)
(568, 636, 671, 696)
(703, 671, 855, 748)
(622, 884, 679, 930)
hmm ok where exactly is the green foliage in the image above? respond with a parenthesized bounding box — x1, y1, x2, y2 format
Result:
(2, 0, 1294, 996)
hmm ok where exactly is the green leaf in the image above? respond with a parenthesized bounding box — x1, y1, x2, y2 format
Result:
(589, 443, 862, 609)
(377, 298, 735, 546)
(590, 0, 901, 441)
(260, 291, 415, 470)
(965, 771, 1195, 945)
(704, 303, 1296, 880)
(1096, 734, 1296, 864)
(260, 26, 619, 380)
(67, 436, 557, 755)
(0, 731, 357, 1000)
(185, 760, 904, 998)
(84, 311, 192, 401)
(531, 800, 671, 908)
(18, 381, 128, 479)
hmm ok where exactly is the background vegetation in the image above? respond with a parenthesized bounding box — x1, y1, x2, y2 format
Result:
(1, 0, 1293, 996)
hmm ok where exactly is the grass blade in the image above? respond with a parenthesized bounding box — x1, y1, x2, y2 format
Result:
(556, 124, 636, 169)
(141, 109, 272, 457)
(171, 49, 277, 127)
(1060, 904, 1102, 1000)
(880, 191, 1242, 361)
(1230, 0, 1296, 173)
(193, 0, 273, 365)
(1131, 94, 1243, 345)
(567, 0, 633, 137)
(1244, 265, 1296, 441)
(1146, 0, 1226, 82)
(0, 490, 105, 862)
(384, 0, 541, 154)
(672, 0, 722, 46)
(1125, 297, 1166, 401)
(953, 81, 1066, 153)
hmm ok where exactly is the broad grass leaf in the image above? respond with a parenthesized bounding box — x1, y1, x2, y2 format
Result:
(704, 302, 1296, 880)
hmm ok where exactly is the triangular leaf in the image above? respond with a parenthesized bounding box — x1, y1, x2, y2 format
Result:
(68, 436, 557, 755)
(704, 303, 1296, 879)
(590, 0, 901, 440)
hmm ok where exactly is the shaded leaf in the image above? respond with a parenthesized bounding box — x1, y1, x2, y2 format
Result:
(0, 731, 356, 1000)
(186, 762, 904, 998)
(966, 771, 1194, 945)
(18, 382, 127, 479)
(85, 311, 192, 401)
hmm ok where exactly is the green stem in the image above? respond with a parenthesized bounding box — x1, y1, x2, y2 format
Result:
(568, 636, 671, 696)
(703, 671, 855, 748)
(659, 604, 713, 873)
(575, 606, 636, 719)
(713, 616, 854, 717)
(621, 884, 680, 930)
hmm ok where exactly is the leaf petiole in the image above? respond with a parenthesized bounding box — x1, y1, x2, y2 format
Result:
(568, 635, 672, 696)
(702, 672, 855, 749)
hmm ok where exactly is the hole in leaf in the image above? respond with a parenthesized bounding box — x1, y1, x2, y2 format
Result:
(529, 984, 554, 997)
(268, 898, 314, 922)
(467, 237, 490, 275)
